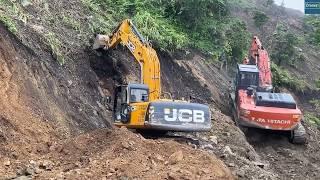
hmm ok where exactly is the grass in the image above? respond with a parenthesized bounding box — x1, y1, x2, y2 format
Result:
(305, 112, 320, 127)
(271, 62, 307, 92)
(61, 15, 81, 32)
(316, 78, 320, 89)
(0, 0, 28, 34)
(44, 32, 65, 65)
(0, 14, 17, 33)
(310, 99, 320, 111)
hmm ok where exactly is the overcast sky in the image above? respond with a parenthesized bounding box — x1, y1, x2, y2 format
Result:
(274, 0, 304, 12)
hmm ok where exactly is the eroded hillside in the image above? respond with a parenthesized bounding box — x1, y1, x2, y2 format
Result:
(0, 0, 320, 180)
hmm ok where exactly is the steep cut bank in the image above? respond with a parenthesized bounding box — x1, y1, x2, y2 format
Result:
(0, 24, 111, 136)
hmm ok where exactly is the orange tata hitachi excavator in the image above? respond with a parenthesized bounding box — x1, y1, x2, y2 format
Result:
(230, 36, 307, 144)
(93, 19, 211, 132)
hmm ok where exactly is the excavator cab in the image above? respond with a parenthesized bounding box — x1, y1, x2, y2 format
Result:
(113, 84, 149, 123)
(235, 64, 259, 90)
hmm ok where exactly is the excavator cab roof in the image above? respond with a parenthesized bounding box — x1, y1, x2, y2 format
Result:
(238, 64, 259, 73)
(128, 83, 149, 90)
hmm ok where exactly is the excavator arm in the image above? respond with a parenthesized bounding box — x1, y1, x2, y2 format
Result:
(93, 19, 161, 101)
(249, 36, 273, 91)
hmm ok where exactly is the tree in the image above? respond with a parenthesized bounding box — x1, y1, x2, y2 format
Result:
(253, 11, 269, 29)
(271, 24, 300, 66)
(266, 0, 274, 7)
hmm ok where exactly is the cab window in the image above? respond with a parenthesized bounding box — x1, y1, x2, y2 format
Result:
(240, 72, 258, 87)
(130, 88, 148, 103)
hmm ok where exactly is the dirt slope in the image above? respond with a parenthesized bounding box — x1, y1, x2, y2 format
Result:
(0, 1, 235, 179)
(1, 1, 320, 180)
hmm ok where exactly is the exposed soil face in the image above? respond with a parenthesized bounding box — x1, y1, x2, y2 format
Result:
(0, 24, 111, 137)
(1, 0, 320, 180)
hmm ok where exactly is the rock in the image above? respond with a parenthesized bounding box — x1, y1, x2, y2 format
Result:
(209, 136, 218, 145)
(14, 176, 31, 180)
(109, 168, 116, 173)
(168, 172, 179, 180)
(67, 80, 73, 86)
(39, 160, 54, 170)
(30, 25, 44, 33)
(121, 142, 130, 149)
(128, 141, 135, 146)
(20, 0, 32, 7)
(154, 154, 165, 162)
(93, 110, 98, 116)
(151, 159, 157, 168)
(168, 151, 184, 165)
(143, 166, 151, 172)
(228, 163, 235, 167)
(223, 146, 234, 156)
(253, 162, 267, 169)
(3, 159, 11, 166)
(25, 166, 35, 175)
(29, 160, 37, 166)
(223, 132, 231, 137)
(236, 169, 246, 178)
(56, 172, 65, 179)
(201, 144, 214, 150)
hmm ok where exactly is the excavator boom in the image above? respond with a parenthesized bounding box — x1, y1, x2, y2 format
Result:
(249, 36, 273, 91)
(93, 19, 161, 101)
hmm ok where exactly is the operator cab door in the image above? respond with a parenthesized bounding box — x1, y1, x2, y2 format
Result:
(113, 84, 150, 123)
(114, 85, 130, 123)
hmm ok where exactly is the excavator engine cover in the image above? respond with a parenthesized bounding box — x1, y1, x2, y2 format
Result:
(145, 101, 211, 132)
(255, 92, 297, 109)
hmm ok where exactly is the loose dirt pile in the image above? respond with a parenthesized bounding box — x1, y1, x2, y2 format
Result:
(0, 128, 233, 179)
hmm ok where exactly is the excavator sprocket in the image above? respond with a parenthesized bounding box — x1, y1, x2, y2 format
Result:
(290, 122, 307, 144)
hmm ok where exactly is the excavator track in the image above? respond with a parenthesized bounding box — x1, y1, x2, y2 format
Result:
(230, 93, 248, 133)
(290, 122, 307, 144)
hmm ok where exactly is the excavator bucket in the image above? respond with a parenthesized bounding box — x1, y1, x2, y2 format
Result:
(92, 34, 110, 50)
(145, 101, 211, 132)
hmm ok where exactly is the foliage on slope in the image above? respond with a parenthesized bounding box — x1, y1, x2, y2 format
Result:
(304, 15, 320, 46)
(81, 0, 250, 61)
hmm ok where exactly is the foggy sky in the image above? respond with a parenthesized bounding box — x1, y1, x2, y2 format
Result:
(274, 0, 304, 12)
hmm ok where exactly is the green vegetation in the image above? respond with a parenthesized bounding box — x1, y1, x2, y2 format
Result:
(310, 99, 320, 111)
(253, 11, 269, 29)
(304, 15, 320, 46)
(271, 24, 301, 66)
(305, 112, 320, 127)
(61, 15, 81, 32)
(316, 79, 320, 89)
(84, 0, 250, 61)
(0, 0, 29, 34)
(0, 14, 17, 33)
(266, 0, 274, 7)
(44, 32, 65, 65)
(271, 63, 306, 92)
